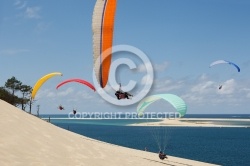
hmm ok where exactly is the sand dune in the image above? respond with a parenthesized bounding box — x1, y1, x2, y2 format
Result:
(0, 100, 218, 166)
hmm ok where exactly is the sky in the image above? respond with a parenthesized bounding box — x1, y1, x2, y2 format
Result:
(0, 0, 250, 115)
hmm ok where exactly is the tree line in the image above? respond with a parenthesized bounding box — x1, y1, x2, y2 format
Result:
(0, 76, 35, 113)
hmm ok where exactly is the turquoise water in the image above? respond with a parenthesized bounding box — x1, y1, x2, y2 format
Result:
(42, 114, 250, 166)
(41, 113, 250, 127)
(49, 118, 162, 126)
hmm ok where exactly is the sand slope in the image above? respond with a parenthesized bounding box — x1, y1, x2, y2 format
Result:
(0, 100, 218, 166)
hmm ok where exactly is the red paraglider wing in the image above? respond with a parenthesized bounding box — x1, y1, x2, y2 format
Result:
(56, 79, 96, 91)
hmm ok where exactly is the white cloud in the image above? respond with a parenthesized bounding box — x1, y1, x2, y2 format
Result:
(149, 73, 250, 110)
(153, 61, 169, 72)
(47, 91, 56, 98)
(37, 87, 75, 99)
(35, 89, 51, 99)
(76, 91, 94, 100)
(35, 22, 50, 32)
(57, 87, 74, 97)
(181, 94, 203, 104)
(141, 75, 153, 86)
(137, 64, 145, 72)
(14, 0, 27, 9)
(198, 73, 209, 81)
(14, 1, 42, 20)
(137, 62, 153, 73)
(0, 49, 30, 56)
(25, 7, 41, 19)
(137, 61, 169, 73)
(241, 88, 250, 98)
(151, 76, 241, 108)
(14, 0, 21, 6)
(154, 79, 184, 92)
(191, 81, 215, 94)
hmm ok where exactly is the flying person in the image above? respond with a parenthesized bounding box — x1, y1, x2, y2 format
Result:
(58, 105, 64, 110)
(115, 83, 133, 100)
(73, 109, 77, 115)
(158, 151, 168, 160)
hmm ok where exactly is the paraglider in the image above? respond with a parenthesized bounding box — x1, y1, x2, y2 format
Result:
(92, 0, 117, 88)
(58, 105, 64, 110)
(209, 60, 240, 72)
(137, 94, 187, 117)
(137, 94, 187, 154)
(56, 79, 95, 112)
(73, 109, 77, 115)
(31, 72, 63, 99)
(56, 79, 96, 91)
(115, 83, 133, 100)
(209, 60, 240, 90)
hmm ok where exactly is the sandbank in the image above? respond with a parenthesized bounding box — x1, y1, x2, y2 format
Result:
(129, 118, 250, 127)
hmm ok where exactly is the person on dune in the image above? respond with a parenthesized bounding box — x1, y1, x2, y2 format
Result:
(159, 151, 167, 160)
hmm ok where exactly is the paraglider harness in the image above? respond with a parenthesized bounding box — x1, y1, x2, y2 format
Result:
(58, 105, 64, 110)
(158, 151, 167, 160)
(115, 83, 133, 100)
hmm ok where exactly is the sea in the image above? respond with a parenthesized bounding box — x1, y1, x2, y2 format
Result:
(40, 114, 250, 166)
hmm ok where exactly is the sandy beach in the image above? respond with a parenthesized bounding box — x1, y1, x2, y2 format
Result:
(0, 100, 219, 166)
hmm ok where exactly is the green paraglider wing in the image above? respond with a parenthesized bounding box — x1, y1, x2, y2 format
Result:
(137, 94, 187, 117)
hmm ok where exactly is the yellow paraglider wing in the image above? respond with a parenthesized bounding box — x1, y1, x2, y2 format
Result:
(31, 72, 63, 99)
(92, 0, 117, 88)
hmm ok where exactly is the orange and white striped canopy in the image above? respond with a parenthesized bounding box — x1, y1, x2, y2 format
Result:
(92, 0, 117, 88)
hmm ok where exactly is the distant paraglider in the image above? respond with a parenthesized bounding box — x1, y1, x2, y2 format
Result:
(56, 78, 96, 91)
(31, 72, 63, 99)
(56, 79, 95, 113)
(209, 60, 240, 90)
(58, 105, 64, 110)
(73, 109, 77, 115)
(209, 60, 240, 72)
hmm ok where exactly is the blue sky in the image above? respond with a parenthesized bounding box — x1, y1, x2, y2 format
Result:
(0, 0, 250, 114)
